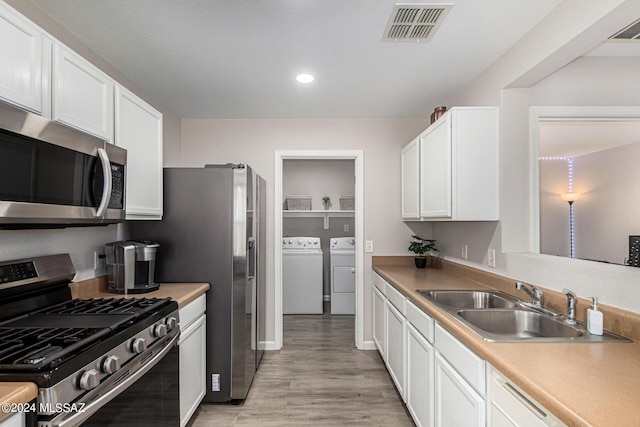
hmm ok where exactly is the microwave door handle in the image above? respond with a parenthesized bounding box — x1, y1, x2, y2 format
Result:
(95, 147, 113, 218)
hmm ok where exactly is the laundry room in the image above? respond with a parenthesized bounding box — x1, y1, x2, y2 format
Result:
(282, 159, 356, 315)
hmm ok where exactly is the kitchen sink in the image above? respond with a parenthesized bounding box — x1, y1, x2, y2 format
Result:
(416, 289, 630, 342)
(457, 309, 582, 340)
(416, 289, 519, 309)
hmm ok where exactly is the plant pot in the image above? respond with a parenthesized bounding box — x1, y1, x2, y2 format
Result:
(414, 256, 427, 269)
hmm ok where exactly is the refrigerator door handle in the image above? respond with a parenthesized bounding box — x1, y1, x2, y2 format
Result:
(247, 237, 256, 280)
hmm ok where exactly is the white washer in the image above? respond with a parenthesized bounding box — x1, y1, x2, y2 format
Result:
(283, 237, 323, 314)
(330, 237, 356, 315)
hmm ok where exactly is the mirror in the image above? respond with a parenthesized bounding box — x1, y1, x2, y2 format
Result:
(535, 109, 640, 266)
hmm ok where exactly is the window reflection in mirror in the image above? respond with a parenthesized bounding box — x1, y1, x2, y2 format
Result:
(538, 119, 640, 265)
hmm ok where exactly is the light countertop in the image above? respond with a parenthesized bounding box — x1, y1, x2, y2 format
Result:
(373, 258, 640, 427)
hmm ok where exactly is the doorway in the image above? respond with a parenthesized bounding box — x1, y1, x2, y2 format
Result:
(274, 150, 365, 349)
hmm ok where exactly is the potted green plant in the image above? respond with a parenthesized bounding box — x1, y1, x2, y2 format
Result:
(408, 235, 437, 268)
(322, 196, 331, 210)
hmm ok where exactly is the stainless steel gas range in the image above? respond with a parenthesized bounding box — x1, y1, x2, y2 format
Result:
(0, 254, 180, 427)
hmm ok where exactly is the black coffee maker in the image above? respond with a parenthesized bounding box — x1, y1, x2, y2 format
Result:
(105, 240, 160, 294)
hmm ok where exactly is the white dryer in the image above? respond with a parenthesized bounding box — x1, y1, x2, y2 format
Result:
(330, 237, 355, 315)
(282, 237, 323, 314)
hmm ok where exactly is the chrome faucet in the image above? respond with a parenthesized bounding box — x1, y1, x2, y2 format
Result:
(563, 288, 577, 324)
(515, 282, 544, 307)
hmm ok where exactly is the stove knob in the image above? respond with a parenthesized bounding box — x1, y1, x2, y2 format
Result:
(153, 323, 168, 338)
(165, 317, 178, 331)
(79, 369, 100, 390)
(130, 337, 147, 354)
(101, 355, 121, 374)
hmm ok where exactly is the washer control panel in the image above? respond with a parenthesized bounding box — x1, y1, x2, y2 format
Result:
(282, 237, 321, 249)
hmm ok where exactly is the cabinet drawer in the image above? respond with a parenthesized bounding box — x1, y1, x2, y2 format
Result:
(435, 323, 486, 396)
(406, 300, 434, 343)
(386, 282, 406, 315)
(179, 293, 206, 330)
(491, 369, 563, 427)
(372, 272, 387, 295)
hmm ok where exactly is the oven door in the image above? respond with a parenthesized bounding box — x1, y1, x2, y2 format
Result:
(0, 100, 126, 227)
(42, 334, 179, 427)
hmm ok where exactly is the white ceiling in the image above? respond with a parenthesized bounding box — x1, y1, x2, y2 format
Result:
(539, 121, 640, 158)
(32, 0, 562, 119)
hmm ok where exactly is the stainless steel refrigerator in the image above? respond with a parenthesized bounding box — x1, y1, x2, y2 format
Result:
(130, 164, 266, 403)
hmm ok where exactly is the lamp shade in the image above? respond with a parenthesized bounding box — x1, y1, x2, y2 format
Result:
(561, 193, 581, 203)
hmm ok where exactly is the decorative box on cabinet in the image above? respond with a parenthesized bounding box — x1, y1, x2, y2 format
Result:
(401, 107, 499, 221)
(52, 43, 114, 141)
(0, 2, 49, 116)
(115, 85, 163, 219)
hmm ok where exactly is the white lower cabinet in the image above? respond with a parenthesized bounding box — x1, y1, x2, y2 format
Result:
(373, 285, 386, 358)
(490, 368, 565, 427)
(179, 294, 206, 427)
(372, 271, 564, 427)
(435, 352, 485, 427)
(385, 299, 406, 401)
(406, 322, 435, 427)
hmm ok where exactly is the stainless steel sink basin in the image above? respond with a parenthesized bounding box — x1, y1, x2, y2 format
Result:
(457, 309, 582, 341)
(415, 289, 630, 343)
(416, 289, 519, 309)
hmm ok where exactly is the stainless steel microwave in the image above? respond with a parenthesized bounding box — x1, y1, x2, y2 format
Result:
(0, 100, 126, 227)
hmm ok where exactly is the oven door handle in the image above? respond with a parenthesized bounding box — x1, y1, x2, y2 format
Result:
(49, 333, 179, 427)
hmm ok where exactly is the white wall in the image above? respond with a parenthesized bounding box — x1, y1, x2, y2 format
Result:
(440, 0, 640, 313)
(181, 118, 430, 342)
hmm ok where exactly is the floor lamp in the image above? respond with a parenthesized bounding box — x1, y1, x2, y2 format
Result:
(561, 193, 581, 258)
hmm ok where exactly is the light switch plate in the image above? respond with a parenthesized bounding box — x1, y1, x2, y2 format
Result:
(365, 240, 374, 253)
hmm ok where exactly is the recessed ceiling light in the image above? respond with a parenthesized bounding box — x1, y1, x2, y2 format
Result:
(296, 73, 315, 84)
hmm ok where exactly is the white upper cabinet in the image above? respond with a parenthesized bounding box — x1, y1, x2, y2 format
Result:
(401, 137, 420, 219)
(115, 85, 163, 220)
(420, 117, 452, 218)
(402, 107, 499, 221)
(0, 2, 49, 115)
(52, 43, 114, 141)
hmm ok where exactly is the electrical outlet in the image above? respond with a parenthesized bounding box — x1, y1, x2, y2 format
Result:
(461, 244, 468, 260)
(94, 251, 106, 269)
(487, 248, 496, 268)
(365, 240, 374, 253)
(344, 224, 349, 232)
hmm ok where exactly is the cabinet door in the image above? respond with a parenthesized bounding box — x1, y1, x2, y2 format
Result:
(407, 323, 435, 427)
(420, 117, 451, 218)
(435, 353, 485, 427)
(385, 300, 406, 401)
(115, 85, 163, 219)
(179, 315, 206, 427)
(373, 286, 386, 359)
(401, 137, 420, 219)
(52, 44, 113, 141)
(0, 2, 46, 114)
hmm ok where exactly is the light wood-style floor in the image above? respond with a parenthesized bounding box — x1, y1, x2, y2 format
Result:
(190, 312, 414, 426)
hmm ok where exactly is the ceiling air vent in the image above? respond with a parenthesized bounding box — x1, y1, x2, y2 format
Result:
(383, 3, 452, 42)
(609, 18, 640, 40)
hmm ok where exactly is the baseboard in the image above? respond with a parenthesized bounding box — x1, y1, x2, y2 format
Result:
(260, 340, 280, 351)
(359, 340, 377, 351)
